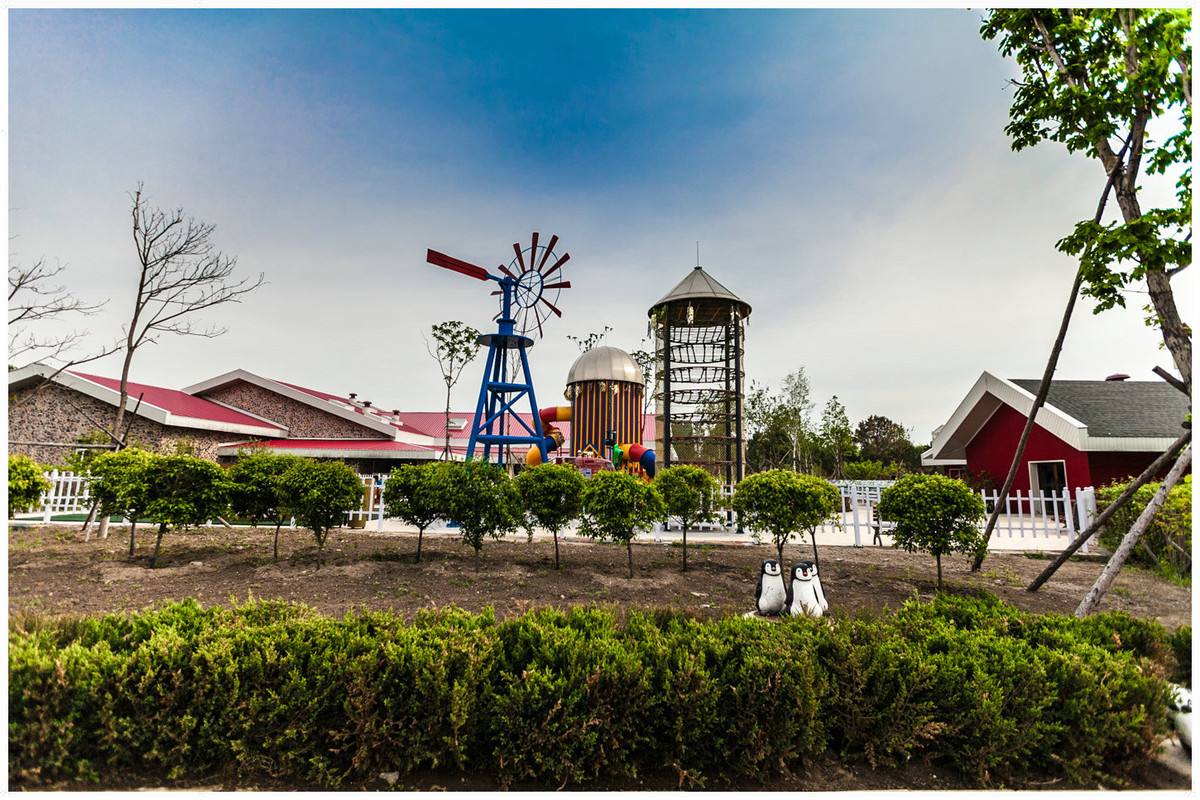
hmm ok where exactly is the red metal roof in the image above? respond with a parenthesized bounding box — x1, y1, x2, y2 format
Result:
(70, 371, 282, 430)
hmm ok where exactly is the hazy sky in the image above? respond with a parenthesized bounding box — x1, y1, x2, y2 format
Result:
(9, 8, 1194, 441)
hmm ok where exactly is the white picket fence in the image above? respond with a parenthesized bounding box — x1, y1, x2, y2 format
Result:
(20, 471, 1099, 553)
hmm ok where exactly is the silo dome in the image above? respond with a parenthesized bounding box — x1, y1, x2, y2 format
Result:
(566, 346, 643, 386)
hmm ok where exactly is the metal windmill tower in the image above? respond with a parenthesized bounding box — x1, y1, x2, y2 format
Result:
(426, 233, 571, 465)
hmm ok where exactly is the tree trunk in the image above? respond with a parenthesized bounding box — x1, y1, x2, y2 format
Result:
(811, 530, 820, 571)
(474, 545, 480, 572)
(98, 515, 110, 540)
(127, 520, 137, 560)
(416, 526, 424, 564)
(552, 530, 560, 569)
(936, 552, 943, 590)
(626, 540, 634, 579)
(776, 538, 784, 567)
(1026, 430, 1189, 591)
(1075, 446, 1191, 617)
(274, 521, 282, 562)
(81, 500, 99, 540)
(973, 133, 1134, 572)
(682, 524, 688, 572)
(444, 383, 453, 460)
(150, 523, 166, 568)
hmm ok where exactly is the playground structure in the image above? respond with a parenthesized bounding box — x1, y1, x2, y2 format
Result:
(426, 233, 572, 466)
(649, 265, 751, 488)
(525, 346, 657, 477)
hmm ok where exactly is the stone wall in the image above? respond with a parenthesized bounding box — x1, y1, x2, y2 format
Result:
(8, 383, 248, 465)
(201, 381, 390, 439)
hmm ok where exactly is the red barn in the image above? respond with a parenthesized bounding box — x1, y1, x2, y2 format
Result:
(921, 372, 1189, 494)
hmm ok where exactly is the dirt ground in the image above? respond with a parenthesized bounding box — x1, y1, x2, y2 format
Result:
(7, 523, 1191, 628)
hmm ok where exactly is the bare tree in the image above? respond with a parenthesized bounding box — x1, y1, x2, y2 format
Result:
(110, 183, 264, 439)
(426, 320, 481, 459)
(8, 253, 119, 390)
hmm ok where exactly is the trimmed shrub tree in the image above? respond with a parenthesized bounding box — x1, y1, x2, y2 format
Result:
(732, 469, 840, 568)
(228, 450, 304, 562)
(442, 460, 521, 569)
(89, 448, 156, 559)
(383, 462, 449, 563)
(580, 470, 665, 578)
(877, 473, 986, 589)
(1097, 474, 1191, 583)
(277, 459, 363, 566)
(513, 463, 585, 569)
(654, 464, 720, 572)
(142, 454, 232, 568)
(8, 455, 51, 518)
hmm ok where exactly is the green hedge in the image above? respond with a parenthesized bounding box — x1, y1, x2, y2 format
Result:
(9, 595, 1174, 789)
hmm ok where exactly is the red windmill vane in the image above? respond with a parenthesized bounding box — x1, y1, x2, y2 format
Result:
(426, 232, 572, 464)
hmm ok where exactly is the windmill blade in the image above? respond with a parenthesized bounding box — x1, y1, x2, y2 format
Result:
(541, 252, 570, 277)
(540, 296, 563, 317)
(544, 281, 571, 290)
(490, 289, 502, 296)
(427, 249, 490, 281)
(537, 234, 559, 269)
(512, 242, 526, 271)
(535, 305, 545, 339)
(497, 264, 518, 280)
(529, 232, 539, 268)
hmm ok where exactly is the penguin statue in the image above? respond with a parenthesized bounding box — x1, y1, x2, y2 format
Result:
(785, 561, 828, 618)
(754, 559, 787, 616)
(1169, 684, 1192, 749)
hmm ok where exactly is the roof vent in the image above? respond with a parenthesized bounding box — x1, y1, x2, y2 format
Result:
(1105, 373, 1130, 382)
(348, 392, 357, 400)
(362, 400, 372, 408)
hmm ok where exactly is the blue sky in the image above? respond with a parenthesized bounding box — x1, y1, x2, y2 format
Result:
(9, 9, 1193, 440)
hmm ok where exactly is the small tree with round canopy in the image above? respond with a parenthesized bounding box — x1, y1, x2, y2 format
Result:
(8, 455, 51, 518)
(276, 459, 363, 567)
(514, 462, 585, 569)
(655, 464, 721, 572)
(442, 460, 521, 570)
(580, 470, 665, 578)
(732, 469, 840, 568)
(142, 454, 231, 568)
(228, 449, 304, 562)
(89, 448, 156, 559)
(877, 473, 986, 590)
(383, 462, 450, 563)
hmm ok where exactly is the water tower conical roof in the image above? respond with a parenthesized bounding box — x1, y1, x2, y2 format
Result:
(648, 265, 751, 317)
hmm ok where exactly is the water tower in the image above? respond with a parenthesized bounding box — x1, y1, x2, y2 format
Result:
(648, 265, 751, 490)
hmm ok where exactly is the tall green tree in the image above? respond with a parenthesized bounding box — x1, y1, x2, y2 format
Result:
(580, 471, 665, 578)
(975, 10, 1192, 572)
(427, 321, 481, 460)
(142, 454, 231, 568)
(228, 450, 303, 562)
(655, 465, 721, 572)
(746, 369, 817, 472)
(514, 463, 586, 569)
(854, 415, 920, 470)
(383, 462, 450, 564)
(818, 396, 856, 479)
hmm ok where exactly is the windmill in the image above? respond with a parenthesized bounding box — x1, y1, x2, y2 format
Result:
(426, 233, 571, 465)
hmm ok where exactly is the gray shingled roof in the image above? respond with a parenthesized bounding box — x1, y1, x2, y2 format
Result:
(650, 266, 751, 313)
(1010, 379, 1188, 438)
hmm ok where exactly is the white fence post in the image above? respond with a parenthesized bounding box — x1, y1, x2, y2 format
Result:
(1075, 487, 1094, 555)
(850, 483, 862, 547)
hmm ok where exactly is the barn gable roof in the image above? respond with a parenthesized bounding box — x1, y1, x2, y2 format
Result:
(1009, 379, 1188, 439)
(923, 371, 1187, 465)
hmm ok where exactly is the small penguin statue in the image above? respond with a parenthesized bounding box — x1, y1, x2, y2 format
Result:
(785, 561, 828, 618)
(1169, 684, 1192, 749)
(755, 559, 787, 616)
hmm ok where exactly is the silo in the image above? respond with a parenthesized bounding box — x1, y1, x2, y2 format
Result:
(564, 346, 646, 457)
(648, 265, 751, 491)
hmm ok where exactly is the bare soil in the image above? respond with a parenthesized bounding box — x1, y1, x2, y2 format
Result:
(8, 523, 1190, 627)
